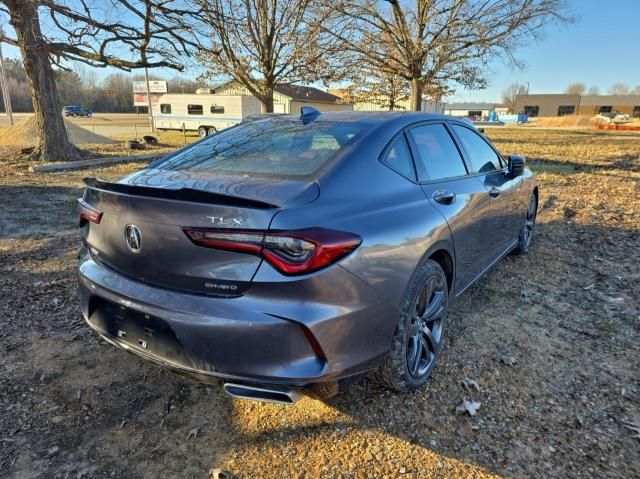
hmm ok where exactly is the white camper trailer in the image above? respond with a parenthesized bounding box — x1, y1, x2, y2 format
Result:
(153, 94, 262, 136)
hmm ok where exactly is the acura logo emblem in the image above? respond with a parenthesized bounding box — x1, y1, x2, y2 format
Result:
(124, 224, 142, 252)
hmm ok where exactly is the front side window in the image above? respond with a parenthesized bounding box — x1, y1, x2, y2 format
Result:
(407, 124, 467, 181)
(151, 119, 368, 177)
(210, 105, 225, 114)
(381, 136, 415, 180)
(188, 104, 203, 115)
(451, 124, 502, 174)
(160, 104, 171, 114)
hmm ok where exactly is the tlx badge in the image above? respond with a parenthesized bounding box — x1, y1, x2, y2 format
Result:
(206, 216, 243, 226)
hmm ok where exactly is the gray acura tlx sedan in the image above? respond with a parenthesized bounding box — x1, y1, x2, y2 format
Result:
(77, 109, 537, 404)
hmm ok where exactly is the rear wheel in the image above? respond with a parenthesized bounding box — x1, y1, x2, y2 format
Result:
(513, 193, 537, 254)
(378, 259, 448, 392)
(197, 126, 208, 137)
(207, 127, 217, 136)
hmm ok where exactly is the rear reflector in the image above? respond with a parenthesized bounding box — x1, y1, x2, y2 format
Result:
(183, 227, 361, 275)
(78, 198, 103, 225)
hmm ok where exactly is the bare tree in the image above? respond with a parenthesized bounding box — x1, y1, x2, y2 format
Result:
(631, 85, 640, 95)
(608, 83, 630, 95)
(322, 0, 570, 111)
(501, 83, 528, 113)
(193, 0, 346, 113)
(587, 85, 600, 96)
(565, 82, 586, 95)
(344, 70, 411, 111)
(0, 1, 199, 162)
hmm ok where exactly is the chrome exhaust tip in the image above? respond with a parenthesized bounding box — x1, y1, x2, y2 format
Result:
(223, 383, 302, 404)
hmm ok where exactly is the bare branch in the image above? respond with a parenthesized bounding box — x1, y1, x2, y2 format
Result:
(321, 0, 572, 110)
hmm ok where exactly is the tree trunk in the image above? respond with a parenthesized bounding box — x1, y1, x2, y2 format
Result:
(8, 0, 82, 161)
(259, 87, 274, 113)
(410, 78, 423, 111)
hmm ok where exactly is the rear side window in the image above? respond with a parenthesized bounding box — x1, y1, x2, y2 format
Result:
(381, 136, 415, 180)
(408, 124, 467, 181)
(160, 104, 171, 114)
(188, 104, 203, 115)
(210, 105, 225, 114)
(451, 124, 502, 173)
(153, 119, 368, 177)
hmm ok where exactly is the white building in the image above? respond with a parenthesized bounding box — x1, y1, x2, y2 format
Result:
(213, 81, 353, 114)
(443, 102, 507, 119)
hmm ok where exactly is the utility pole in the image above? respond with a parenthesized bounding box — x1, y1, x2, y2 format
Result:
(144, 66, 155, 132)
(525, 81, 530, 96)
(0, 27, 15, 126)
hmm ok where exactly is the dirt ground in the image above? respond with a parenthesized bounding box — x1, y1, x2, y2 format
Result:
(0, 128, 639, 479)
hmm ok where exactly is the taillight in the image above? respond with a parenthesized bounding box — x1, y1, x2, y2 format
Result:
(183, 227, 361, 275)
(78, 198, 103, 225)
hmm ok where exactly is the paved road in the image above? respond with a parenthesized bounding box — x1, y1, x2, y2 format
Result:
(0, 112, 31, 126)
(0, 112, 153, 138)
(79, 123, 152, 138)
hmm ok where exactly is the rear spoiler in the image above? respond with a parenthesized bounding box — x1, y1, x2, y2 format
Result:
(83, 177, 279, 209)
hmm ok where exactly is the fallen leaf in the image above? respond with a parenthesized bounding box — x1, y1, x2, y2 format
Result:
(209, 468, 237, 479)
(623, 420, 640, 439)
(499, 354, 517, 366)
(456, 399, 481, 416)
(461, 378, 481, 392)
(186, 424, 205, 440)
(606, 297, 624, 304)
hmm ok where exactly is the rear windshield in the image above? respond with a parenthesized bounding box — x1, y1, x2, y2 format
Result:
(152, 119, 367, 177)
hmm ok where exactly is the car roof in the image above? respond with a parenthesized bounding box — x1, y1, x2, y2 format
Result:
(266, 110, 463, 128)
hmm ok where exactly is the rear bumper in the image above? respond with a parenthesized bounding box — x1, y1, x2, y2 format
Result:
(78, 253, 398, 386)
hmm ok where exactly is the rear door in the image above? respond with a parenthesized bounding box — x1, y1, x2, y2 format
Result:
(405, 122, 494, 294)
(449, 124, 523, 255)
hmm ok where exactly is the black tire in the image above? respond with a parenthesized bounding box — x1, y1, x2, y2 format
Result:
(378, 259, 449, 392)
(197, 126, 208, 137)
(513, 192, 537, 255)
(86, 112, 92, 118)
(207, 127, 217, 136)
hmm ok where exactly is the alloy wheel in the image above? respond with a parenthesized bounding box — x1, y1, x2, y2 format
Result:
(406, 275, 446, 378)
(523, 195, 537, 248)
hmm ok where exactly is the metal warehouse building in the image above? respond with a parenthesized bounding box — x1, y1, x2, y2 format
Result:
(514, 94, 640, 117)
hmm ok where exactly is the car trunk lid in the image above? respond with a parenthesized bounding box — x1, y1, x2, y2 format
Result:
(80, 172, 319, 296)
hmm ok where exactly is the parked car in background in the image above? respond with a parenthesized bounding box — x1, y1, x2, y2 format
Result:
(63, 105, 92, 117)
(77, 109, 538, 404)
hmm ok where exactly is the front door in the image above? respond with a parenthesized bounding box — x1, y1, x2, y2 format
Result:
(449, 124, 522, 259)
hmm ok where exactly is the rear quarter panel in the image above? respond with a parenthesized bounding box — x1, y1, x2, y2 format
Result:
(267, 122, 454, 310)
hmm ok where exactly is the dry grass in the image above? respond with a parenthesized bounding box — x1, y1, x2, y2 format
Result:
(0, 127, 639, 479)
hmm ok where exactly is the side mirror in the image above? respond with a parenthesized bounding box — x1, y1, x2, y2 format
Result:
(508, 155, 525, 177)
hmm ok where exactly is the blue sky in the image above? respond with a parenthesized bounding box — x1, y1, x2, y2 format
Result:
(451, 0, 640, 102)
(2, 0, 639, 103)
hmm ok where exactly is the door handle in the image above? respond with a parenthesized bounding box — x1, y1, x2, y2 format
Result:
(432, 189, 456, 205)
(488, 186, 501, 198)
